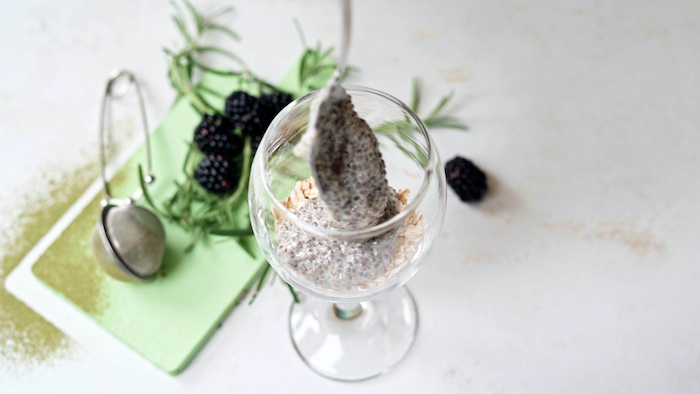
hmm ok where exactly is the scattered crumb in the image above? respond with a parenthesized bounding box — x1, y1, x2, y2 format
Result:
(408, 27, 440, 42)
(438, 67, 470, 84)
(544, 219, 668, 256)
(461, 248, 498, 265)
(443, 367, 472, 386)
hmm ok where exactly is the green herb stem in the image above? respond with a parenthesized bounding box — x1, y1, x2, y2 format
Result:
(164, 0, 243, 115)
(170, 57, 210, 114)
(222, 136, 252, 211)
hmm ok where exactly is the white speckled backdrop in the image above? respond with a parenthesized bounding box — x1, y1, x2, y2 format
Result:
(1, 0, 699, 392)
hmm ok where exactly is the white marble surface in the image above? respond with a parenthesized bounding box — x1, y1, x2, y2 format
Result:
(1, 0, 700, 392)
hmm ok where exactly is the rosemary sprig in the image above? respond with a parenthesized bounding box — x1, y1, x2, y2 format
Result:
(164, 0, 243, 115)
(293, 19, 354, 96)
(412, 78, 468, 131)
(375, 78, 468, 166)
(168, 1, 284, 106)
(149, 2, 261, 245)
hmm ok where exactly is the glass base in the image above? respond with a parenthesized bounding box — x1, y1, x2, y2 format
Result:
(289, 286, 418, 381)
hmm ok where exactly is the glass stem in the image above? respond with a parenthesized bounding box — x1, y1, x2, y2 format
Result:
(333, 302, 364, 320)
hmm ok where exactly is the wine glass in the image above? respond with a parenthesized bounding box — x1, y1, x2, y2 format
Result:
(249, 86, 446, 381)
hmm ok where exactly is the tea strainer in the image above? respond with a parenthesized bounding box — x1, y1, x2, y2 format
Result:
(92, 70, 165, 282)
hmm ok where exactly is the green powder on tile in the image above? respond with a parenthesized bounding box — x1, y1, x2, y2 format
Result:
(0, 162, 96, 366)
(31, 196, 109, 317)
(0, 126, 137, 369)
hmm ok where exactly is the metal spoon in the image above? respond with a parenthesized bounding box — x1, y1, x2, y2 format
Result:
(293, 0, 352, 161)
(333, 0, 352, 83)
(92, 70, 165, 282)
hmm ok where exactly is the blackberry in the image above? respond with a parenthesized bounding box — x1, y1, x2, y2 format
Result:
(445, 156, 488, 202)
(241, 91, 293, 142)
(224, 91, 257, 127)
(193, 114, 242, 156)
(251, 133, 264, 153)
(194, 154, 240, 194)
(238, 110, 266, 137)
(257, 91, 293, 122)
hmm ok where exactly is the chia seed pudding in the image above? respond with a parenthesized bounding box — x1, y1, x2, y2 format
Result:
(277, 84, 421, 291)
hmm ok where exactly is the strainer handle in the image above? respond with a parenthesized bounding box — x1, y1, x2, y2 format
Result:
(99, 70, 154, 203)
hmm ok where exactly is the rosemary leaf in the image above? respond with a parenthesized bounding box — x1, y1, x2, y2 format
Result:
(248, 264, 271, 304)
(209, 6, 234, 20)
(426, 90, 454, 120)
(386, 133, 426, 166)
(321, 46, 335, 58)
(209, 228, 254, 236)
(169, 0, 186, 22)
(223, 136, 252, 209)
(171, 15, 192, 45)
(298, 49, 310, 87)
(184, 227, 203, 253)
(249, 75, 285, 94)
(427, 115, 462, 123)
(181, 140, 195, 173)
(425, 116, 469, 131)
(293, 18, 308, 49)
(191, 59, 241, 76)
(196, 46, 245, 66)
(435, 122, 469, 131)
(287, 283, 300, 303)
(197, 95, 220, 114)
(182, 0, 204, 33)
(195, 84, 225, 99)
(185, 55, 194, 81)
(236, 237, 258, 259)
(208, 23, 240, 41)
(411, 78, 421, 113)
